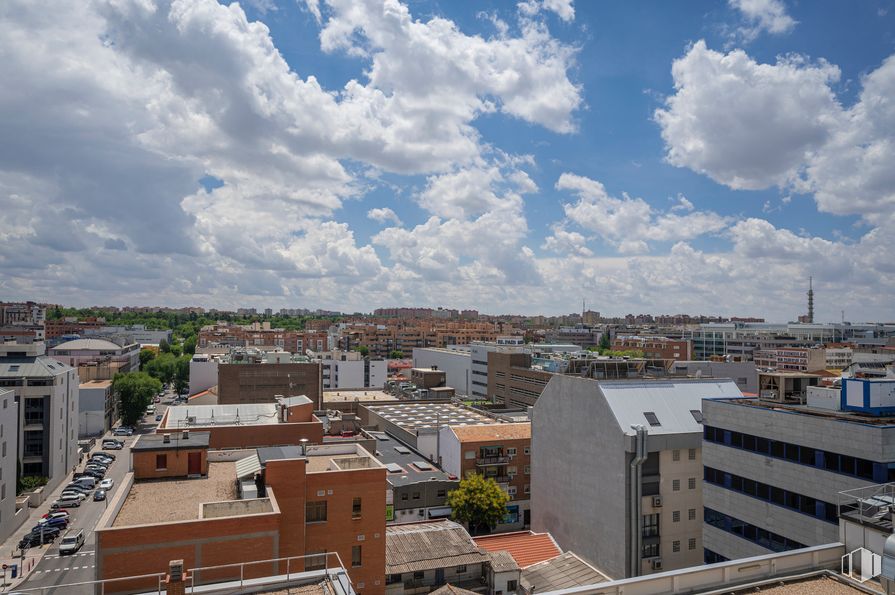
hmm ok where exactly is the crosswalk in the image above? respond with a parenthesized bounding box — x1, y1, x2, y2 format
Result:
(33, 564, 95, 574)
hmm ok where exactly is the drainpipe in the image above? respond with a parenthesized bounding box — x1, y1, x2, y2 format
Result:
(629, 424, 648, 577)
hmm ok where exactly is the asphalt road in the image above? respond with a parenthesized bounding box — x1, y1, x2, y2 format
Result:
(15, 387, 176, 593)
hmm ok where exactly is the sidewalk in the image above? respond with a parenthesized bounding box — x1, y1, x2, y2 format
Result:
(0, 436, 113, 592)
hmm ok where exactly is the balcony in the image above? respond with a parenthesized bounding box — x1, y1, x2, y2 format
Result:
(487, 476, 511, 484)
(476, 456, 509, 466)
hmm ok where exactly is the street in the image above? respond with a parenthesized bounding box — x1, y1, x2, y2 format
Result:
(12, 387, 175, 593)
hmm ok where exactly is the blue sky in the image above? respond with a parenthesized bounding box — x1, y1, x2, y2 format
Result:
(1, 0, 894, 321)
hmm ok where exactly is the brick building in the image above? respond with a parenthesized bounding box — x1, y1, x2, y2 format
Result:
(96, 442, 387, 595)
(438, 423, 532, 531)
(217, 361, 323, 408)
(611, 336, 692, 360)
(486, 352, 552, 408)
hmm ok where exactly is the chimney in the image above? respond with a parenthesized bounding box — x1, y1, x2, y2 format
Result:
(163, 434, 171, 444)
(300, 438, 309, 456)
(183, 430, 189, 440)
(167, 560, 186, 595)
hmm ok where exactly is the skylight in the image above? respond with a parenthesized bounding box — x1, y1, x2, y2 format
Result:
(643, 411, 661, 426)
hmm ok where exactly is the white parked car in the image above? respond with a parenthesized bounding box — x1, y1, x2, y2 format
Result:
(98, 478, 114, 490)
(59, 530, 85, 555)
(60, 491, 87, 501)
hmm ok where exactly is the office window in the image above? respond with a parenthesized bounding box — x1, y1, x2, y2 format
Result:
(672, 479, 680, 491)
(642, 513, 659, 537)
(688, 508, 696, 521)
(155, 454, 167, 470)
(507, 448, 517, 456)
(672, 510, 680, 522)
(688, 538, 696, 550)
(386, 574, 402, 585)
(672, 541, 681, 553)
(306, 500, 327, 523)
(401, 493, 408, 501)
(436, 489, 446, 498)
(524, 465, 530, 475)
(688, 477, 696, 490)
(352, 545, 362, 567)
(642, 543, 659, 558)
(412, 491, 421, 500)
(672, 450, 680, 461)
(352, 497, 362, 518)
(456, 565, 467, 573)
(688, 448, 696, 460)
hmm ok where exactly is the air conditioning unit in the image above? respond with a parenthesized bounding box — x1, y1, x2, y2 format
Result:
(652, 558, 663, 571)
(652, 496, 662, 508)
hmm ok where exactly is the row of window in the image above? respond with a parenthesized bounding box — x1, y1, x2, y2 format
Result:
(704, 467, 838, 525)
(671, 449, 697, 462)
(306, 498, 363, 523)
(704, 508, 806, 553)
(703, 425, 882, 482)
(671, 478, 697, 491)
(641, 538, 697, 558)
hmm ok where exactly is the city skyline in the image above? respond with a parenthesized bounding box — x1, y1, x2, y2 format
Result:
(1, 0, 893, 320)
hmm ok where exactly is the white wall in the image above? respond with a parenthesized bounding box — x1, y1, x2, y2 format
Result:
(0, 390, 19, 542)
(413, 348, 471, 396)
(189, 359, 219, 395)
(437, 427, 462, 475)
(78, 385, 109, 437)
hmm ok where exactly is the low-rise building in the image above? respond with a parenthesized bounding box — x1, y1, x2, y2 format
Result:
(412, 348, 472, 396)
(611, 337, 692, 361)
(78, 379, 116, 437)
(486, 352, 552, 408)
(439, 423, 532, 531)
(669, 361, 758, 394)
(96, 441, 387, 595)
(48, 338, 140, 381)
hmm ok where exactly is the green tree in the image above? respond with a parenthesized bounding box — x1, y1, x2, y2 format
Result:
(389, 350, 404, 359)
(446, 473, 510, 535)
(598, 331, 611, 352)
(355, 345, 370, 357)
(174, 355, 191, 395)
(139, 348, 156, 367)
(183, 335, 197, 355)
(144, 352, 177, 385)
(159, 338, 171, 353)
(113, 372, 162, 426)
(169, 342, 182, 357)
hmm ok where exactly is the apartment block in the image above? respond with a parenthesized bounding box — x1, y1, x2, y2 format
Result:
(470, 343, 525, 400)
(752, 348, 827, 372)
(0, 342, 79, 490)
(78, 379, 117, 437)
(48, 338, 140, 381)
(611, 336, 692, 360)
(312, 350, 389, 390)
(487, 352, 552, 408)
(96, 441, 387, 595)
(532, 375, 743, 578)
(217, 360, 323, 408)
(0, 388, 19, 543)
(701, 378, 895, 563)
(439, 423, 532, 531)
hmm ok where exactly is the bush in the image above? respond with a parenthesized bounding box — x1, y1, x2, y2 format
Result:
(18, 475, 48, 494)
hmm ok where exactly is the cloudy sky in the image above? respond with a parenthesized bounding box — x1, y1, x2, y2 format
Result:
(1, 0, 893, 321)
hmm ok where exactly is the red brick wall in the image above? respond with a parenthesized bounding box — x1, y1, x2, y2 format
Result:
(132, 448, 207, 479)
(156, 421, 324, 450)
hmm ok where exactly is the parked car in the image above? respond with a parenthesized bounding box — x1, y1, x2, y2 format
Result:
(58, 530, 86, 555)
(90, 453, 113, 463)
(155, 414, 163, 421)
(52, 498, 81, 509)
(86, 461, 109, 470)
(112, 427, 132, 437)
(41, 511, 69, 521)
(28, 526, 60, 541)
(78, 470, 104, 479)
(19, 530, 57, 549)
(93, 489, 107, 502)
(98, 478, 114, 490)
(102, 442, 123, 451)
(84, 465, 107, 474)
(62, 484, 90, 495)
(36, 517, 68, 531)
(94, 451, 116, 460)
(60, 491, 87, 501)
(73, 477, 96, 489)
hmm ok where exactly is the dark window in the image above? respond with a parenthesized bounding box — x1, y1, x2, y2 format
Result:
(643, 412, 661, 426)
(306, 500, 327, 523)
(743, 434, 756, 451)
(155, 454, 167, 470)
(642, 543, 659, 558)
(690, 410, 704, 423)
(784, 444, 800, 462)
(507, 580, 518, 592)
(642, 513, 659, 537)
(456, 565, 467, 573)
(730, 432, 743, 448)
(841, 456, 855, 475)
(770, 440, 784, 458)
(306, 551, 327, 571)
(800, 446, 816, 466)
(352, 497, 362, 518)
(705, 507, 805, 552)
(352, 545, 362, 568)
(387, 574, 402, 585)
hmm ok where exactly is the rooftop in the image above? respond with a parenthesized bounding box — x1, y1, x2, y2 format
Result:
(712, 397, 895, 427)
(113, 462, 237, 526)
(521, 552, 610, 592)
(386, 520, 490, 574)
(80, 379, 112, 389)
(473, 531, 561, 568)
(163, 404, 280, 428)
(368, 403, 498, 432)
(726, 575, 865, 594)
(258, 443, 383, 474)
(131, 431, 211, 451)
(449, 422, 531, 442)
(323, 390, 397, 403)
(367, 431, 454, 487)
(51, 338, 130, 351)
(0, 352, 74, 378)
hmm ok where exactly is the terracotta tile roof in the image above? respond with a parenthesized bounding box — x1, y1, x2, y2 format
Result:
(473, 531, 560, 568)
(449, 423, 531, 442)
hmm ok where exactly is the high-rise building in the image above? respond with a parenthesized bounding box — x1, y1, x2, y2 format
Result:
(532, 375, 743, 578)
(0, 388, 19, 543)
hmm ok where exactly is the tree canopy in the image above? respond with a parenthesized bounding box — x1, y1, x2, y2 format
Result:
(446, 473, 510, 535)
(389, 350, 404, 359)
(113, 372, 161, 426)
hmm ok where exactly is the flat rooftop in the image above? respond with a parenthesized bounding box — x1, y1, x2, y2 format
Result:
(323, 390, 397, 403)
(367, 431, 453, 486)
(163, 403, 280, 428)
(113, 462, 237, 526)
(727, 575, 864, 594)
(131, 431, 211, 451)
(79, 379, 112, 388)
(712, 397, 895, 427)
(367, 403, 498, 431)
(257, 443, 384, 474)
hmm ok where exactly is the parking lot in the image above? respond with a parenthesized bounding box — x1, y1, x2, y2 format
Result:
(9, 386, 177, 593)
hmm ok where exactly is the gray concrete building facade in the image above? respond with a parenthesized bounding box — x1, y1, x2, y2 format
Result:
(701, 390, 895, 564)
(532, 375, 742, 579)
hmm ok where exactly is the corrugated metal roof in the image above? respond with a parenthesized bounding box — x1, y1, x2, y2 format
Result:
(386, 520, 490, 574)
(473, 531, 561, 568)
(598, 379, 743, 435)
(51, 338, 126, 351)
(236, 453, 261, 479)
(520, 552, 610, 591)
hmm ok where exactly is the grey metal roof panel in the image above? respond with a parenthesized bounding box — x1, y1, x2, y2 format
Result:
(0, 356, 75, 377)
(520, 552, 610, 592)
(368, 432, 454, 487)
(597, 379, 743, 435)
(386, 521, 490, 574)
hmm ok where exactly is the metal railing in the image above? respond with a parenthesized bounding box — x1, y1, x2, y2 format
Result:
(476, 456, 509, 466)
